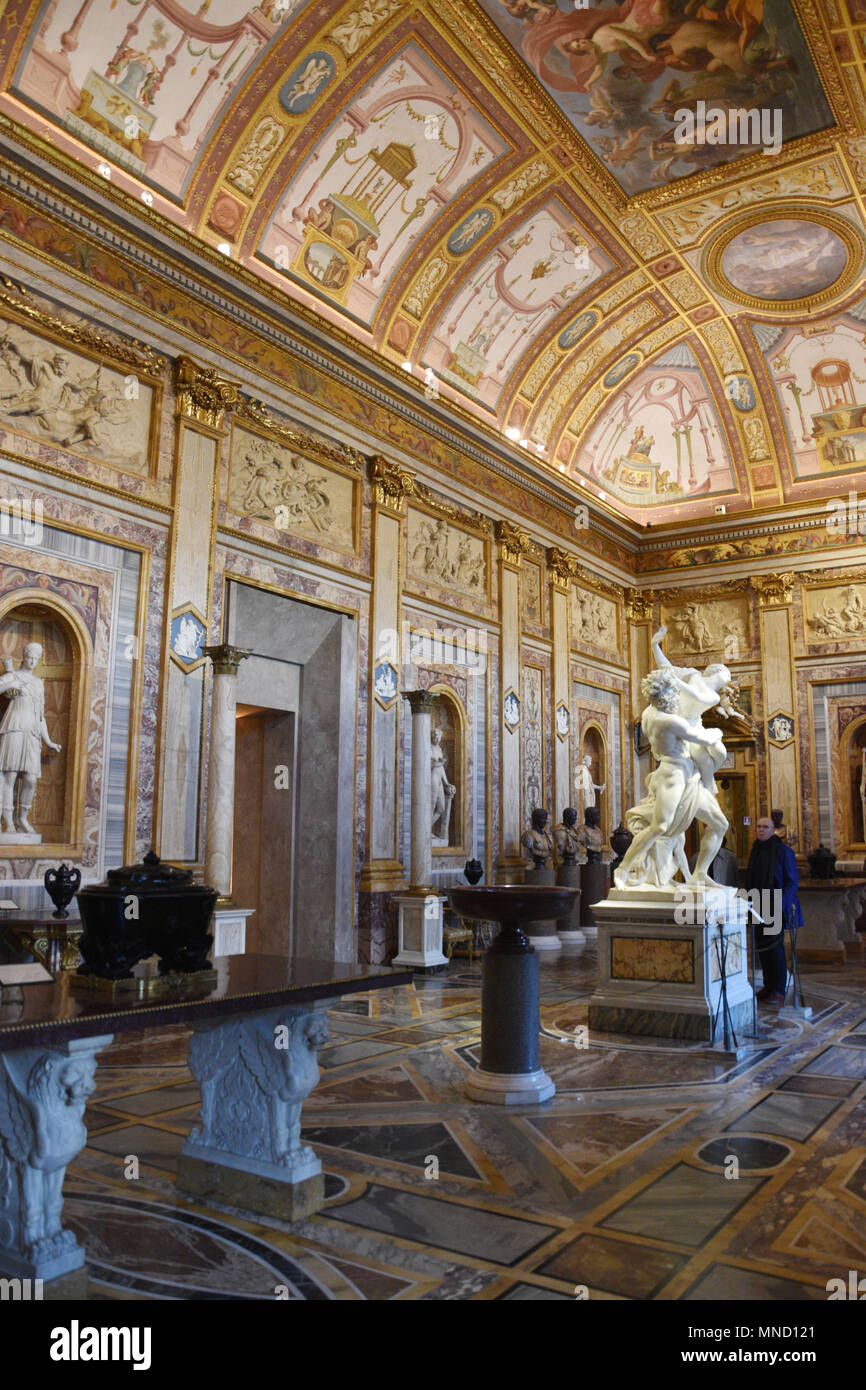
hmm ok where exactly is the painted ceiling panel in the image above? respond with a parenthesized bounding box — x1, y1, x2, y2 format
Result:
(421, 199, 612, 408)
(259, 43, 505, 326)
(476, 0, 834, 196)
(13, 0, 301, 195)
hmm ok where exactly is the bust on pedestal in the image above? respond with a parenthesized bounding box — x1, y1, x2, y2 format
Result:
(521, 808, 560, 951)
(0, 644, 61, 845)
(554, 807, 583, 942)
(577, 806, 607, 929)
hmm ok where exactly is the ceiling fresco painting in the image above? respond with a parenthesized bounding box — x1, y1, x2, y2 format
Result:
(1, 0, 866, 527)
(574, 344, 735, 515)
(259, 43, 505, 323)
(757, 303, 866, 481)
(421, 199, 611, 407)
(13, 0, 301, 195)
(476, 0, 834, 196)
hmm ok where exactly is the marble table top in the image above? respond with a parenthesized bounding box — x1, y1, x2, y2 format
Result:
(0, 955, 413, 1051)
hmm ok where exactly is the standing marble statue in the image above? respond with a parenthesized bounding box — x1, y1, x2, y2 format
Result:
(430, 726, 456, 845)
(614, 632, 729, 891)
(0, 643, 61, 837)
(576, 753, 605, 810)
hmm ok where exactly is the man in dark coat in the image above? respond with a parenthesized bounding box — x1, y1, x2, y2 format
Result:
(747, 814, 803, 1004)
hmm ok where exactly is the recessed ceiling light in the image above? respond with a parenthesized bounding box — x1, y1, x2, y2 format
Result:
(141, 190, 153, 206)
(520, 438, 529, 448)
(558, 463, 566, 472)
(97, 162, 111, 179)
(598, 489, 606, 500)
(505, 426, 521, 440)
(217, 242, 232, 256)
(401, 360, 413, 372)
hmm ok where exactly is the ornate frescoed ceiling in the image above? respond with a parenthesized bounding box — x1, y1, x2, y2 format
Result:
(2, 0, 866, 527)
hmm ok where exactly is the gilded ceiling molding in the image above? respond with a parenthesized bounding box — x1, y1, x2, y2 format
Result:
(234, 397, 366, 473)
(846, 135, 866, 187)
(703, 206, 866, 315)
(742, 418, 771, 463)
(700, 320, 745, 375)
(0, 276, 166, 378)
(327, 0, 407, 60)
(369, 455, 415, 514)
(656, 154, 850, 249)
(653, 577, 752, 603)
(573, 563, 623, 603)
(489, 157, 553, 213)
(800, 564, 866, 586)
(664, 272, 706, 310)
(173, 356, 239, 429)
(617, 212, 667, 261)
(496, 519, 530, 566)
(547, 547, 578, 591)
(793, 0, 861, 134)
(751, 574, 796, 605)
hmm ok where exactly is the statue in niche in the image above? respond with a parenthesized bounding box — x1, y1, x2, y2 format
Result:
(554, 807, 581, 863)
(522, 807, 554, 869)
(613, 627, 730, 892)
(430, 727, 456, 847)
(0, 643, 62, 838)
(576, 752, 605, 809)
(577, 805, 604, 862)
(861, 752, 866, 843)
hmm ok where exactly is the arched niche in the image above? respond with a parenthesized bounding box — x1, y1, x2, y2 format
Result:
(580, 722, 608, 837)
(0, 592, 92, 853)
(841, 714, 866, 849)
(430, 684, 466, 855)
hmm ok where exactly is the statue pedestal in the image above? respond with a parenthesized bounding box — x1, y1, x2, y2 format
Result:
(0, 831, 41, 846)
(211, 905, 254, 957)
(588, 887, 753, 1042)
(580, 859, 609, 932)
(524, 865, 561, 952)
(391, 893, 448, 970)
(556, 861, 583, 943)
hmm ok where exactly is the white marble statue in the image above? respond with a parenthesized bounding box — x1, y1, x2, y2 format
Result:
(614, 627, 730, 892)
(860, 748, 866, 844)
(431, 726, 455, 845)
(0, 643, 61, 837)
(576, 753, 605, 809)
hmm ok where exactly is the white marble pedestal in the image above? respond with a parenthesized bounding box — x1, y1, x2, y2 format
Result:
(391, 893, 448, 970)
(176, 1002, 330, 1220)
(0, 831, 41, 846)
(0, 1035, 112, 1282)
(589, 887, 753, 1041)
(798, 880, 866, 962)
(211, 905, 254, 957)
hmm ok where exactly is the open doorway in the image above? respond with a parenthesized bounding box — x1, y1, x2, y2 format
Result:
(233, 705, 296, 956)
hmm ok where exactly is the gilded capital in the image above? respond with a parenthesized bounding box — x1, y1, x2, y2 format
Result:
(174, 356, 239, 429)
(402, 689, 438, 714)
(370, 455, 415, 513)
(204, 644, 253, 676)
(496, 519, 530, 566)
(547, 546, 578, 591)
(751, 573, 795, 606)
(625, 587, 654, 622)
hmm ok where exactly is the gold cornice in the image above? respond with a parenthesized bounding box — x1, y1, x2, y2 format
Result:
(234, 397, 365, 474)
(369, 455, 415, 514)
(173, 355, 239, 429)
(625, 588, 654, 622)
(654, 577, 752, 603)
(751, 573, 796, 605)
(573, 563, 623, 603)
(410, 479, 494, 536)
(0, 275, 166, 378)
(547, 546, 577, 592)
(799, 564, 866, 587)
(496, 519, 530, 567)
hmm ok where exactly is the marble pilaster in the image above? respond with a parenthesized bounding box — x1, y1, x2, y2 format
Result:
(497, 521, 530, 881)
(203, 643, 252, 903)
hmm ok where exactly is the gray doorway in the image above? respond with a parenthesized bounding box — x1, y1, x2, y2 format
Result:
(226, 581, 357, 962)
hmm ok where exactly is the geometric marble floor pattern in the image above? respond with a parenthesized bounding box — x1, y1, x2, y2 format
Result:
(66, 946, 866, 1300)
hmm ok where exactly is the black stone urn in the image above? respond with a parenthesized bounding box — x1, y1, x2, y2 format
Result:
(807, 844, 837, 880)
(610, 822, 633, 872)
(75, 850, 218, 980)
(464, 858, 483, 885)
(44, 863, 81, 919)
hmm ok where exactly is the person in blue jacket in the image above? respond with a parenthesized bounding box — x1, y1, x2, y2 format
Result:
(746, 814, 803, 1004)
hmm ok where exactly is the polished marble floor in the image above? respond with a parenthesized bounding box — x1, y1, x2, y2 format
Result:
(66, 945, 866, 1300)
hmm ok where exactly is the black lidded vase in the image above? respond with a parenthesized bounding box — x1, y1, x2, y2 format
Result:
(807, 844, 837, 880)
(44, 862, 81, 919)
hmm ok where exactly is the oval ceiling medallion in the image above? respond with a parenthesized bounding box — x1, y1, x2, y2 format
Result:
(705, 210, 863, 312)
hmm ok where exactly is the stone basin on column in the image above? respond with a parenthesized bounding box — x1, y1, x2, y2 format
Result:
(446, 885, 578, 1104)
